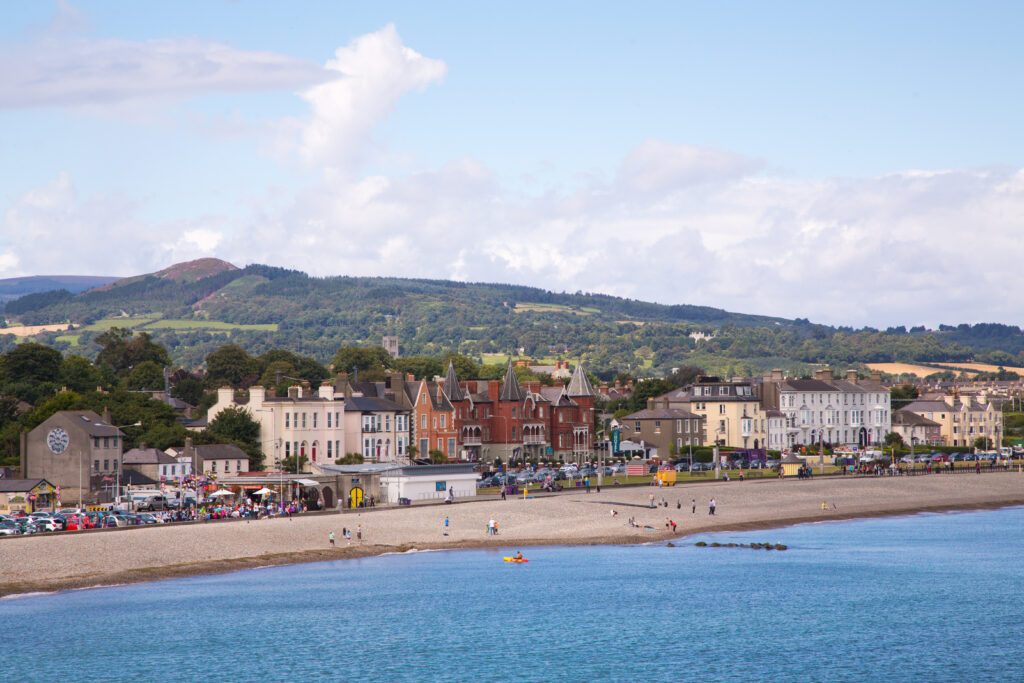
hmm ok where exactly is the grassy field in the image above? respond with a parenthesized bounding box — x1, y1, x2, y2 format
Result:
(81, 316, 159, 331)
(55, 334, 80, 346)
(514, 302, 600, 316)
(144, 319, 278, 332)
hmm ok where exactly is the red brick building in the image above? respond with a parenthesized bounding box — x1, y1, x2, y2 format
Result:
(419, 361, 597, 464)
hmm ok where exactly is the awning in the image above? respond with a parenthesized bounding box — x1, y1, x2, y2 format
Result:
(292, 478, 320, 487)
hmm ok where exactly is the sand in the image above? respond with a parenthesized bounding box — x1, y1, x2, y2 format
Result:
(2, 472, 1023, 597)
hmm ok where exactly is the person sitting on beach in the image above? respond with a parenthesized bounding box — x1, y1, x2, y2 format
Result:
(610, 509, 618, 517)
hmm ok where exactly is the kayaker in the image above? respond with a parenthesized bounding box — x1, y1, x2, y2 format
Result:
(514, 551, 523, 560)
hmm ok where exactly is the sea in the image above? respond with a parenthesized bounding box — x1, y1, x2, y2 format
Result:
(3, 507, 1023, 682)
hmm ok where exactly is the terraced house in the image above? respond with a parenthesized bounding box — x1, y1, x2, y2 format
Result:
(900, 393, 1003, 448)
(653, 376, 767, 450)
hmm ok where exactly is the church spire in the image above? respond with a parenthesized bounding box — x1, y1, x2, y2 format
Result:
(442, 360, 465, 402)
(499, 360, 525, 402)
(566, 362, 596, 397)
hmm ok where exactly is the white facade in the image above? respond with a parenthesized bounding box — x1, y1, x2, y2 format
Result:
(775, 379, 890, 449)
(343, 407, 412, 462)
(766, 411, 787, 451)
(208, 384, 346, 471)
(378, 466, 478, 504)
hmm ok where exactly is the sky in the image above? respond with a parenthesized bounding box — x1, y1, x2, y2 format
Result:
(1, 1, 1022, 328)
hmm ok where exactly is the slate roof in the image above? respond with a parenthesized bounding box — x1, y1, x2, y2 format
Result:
(442, 361, 465, 402)
(345, 396, 408, 413)
(623, 408, 701, 420)
(499, 362, 525, 402)
(0, 479, 52, 493)
(194, 444, 250, 461)
(892, 410, 941, 427)
(779, 379, 839, 392)
(566, 363, 597, 397)
(57, 411, 123, 437)
(122, 448, 178, 465)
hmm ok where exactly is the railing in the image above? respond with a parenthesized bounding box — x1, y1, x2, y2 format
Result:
(523, 435, 546, 445)
(462, 436, 482, 446)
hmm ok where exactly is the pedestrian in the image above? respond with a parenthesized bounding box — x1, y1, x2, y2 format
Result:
(487, 518, 495, 536)
(500, 487, 507, 501)
(670, 519, 677, 534)
(356, 524, 363, 541)
(585, 477, 591, 493)
(691, 499, 696, 514)
(709, 498, 716, 515)
(443, 516, 450, 536)
(329, 530, 336, 547)
(649, 493, 655, 509)
(677, 500, 681, 510)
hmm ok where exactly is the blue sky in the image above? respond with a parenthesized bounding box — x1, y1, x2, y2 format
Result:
(1, 1, 1022, 327)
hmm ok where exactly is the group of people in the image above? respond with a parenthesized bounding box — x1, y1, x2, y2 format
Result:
(328, 525, 362, 546)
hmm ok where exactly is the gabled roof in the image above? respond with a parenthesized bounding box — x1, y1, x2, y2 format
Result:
(442, 361, 465, 402)
(566, 363, 596, 397)
(0, 478, 53, 493)
(892, 410, 941, 427)
(123, 448, 178, 465)
(345, 396, 408, 413)
(49, 411, 123, 437)
(499, 362, 525, 402)
(194, 444, 250, 461)
(623, 408, 701, 420)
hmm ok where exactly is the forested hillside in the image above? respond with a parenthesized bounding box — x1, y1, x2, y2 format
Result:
(3, 259, 1023, 377)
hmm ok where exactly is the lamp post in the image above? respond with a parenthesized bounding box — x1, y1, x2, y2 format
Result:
(110, 421, 142, 509)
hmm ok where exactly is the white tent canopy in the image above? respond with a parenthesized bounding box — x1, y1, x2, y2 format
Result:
(209, 489, 235, 497)
(253, 487, 274, 496)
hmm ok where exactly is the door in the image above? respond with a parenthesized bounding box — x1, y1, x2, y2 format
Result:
(349, 486, 364, 509)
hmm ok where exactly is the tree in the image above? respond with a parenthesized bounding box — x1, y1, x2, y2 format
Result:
(443, 353, 480, 380)
(335, 453, 364, 465)
(205, 344, 257, 387)
(883, 432, 904, 449)
(258, 360, 302, 395)
(205, 406, 264, 469)
(281, 454, 309, 473)
(974, 436, 991, 450)
(428, 448, 447, 464)
(330, 345, 393, 381)
(126, 360, 165, 390)
(394, 356, 443, 381)
(1, 342, 62, 386)
(171, 376, 206, 406)
(890, 385, 919, 401)
(59, 355, 103, 393)
(95, 329, 170, 374)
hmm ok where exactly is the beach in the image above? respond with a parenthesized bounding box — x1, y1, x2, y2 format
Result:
(2, 472, 1023, 597)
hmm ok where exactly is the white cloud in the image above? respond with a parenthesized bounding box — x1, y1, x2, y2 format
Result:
(0, 173, 225, 277)
(0, 31, 329, 108)
(296, 24, 446, 171)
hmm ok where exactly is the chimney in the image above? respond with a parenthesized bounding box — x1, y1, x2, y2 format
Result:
(943, 394, 956, 407)
(870, 371, 882, 382)
(318, 382, 335, 401)
(488, 380, 501, 400)
(771, 369, 784, 382)
(102, 406, 111, 424)
(139, 442, 147, 451)
(599, 382, 609, 396)
(647, 397, 655, 410)
(249, 385, 266, 408)
(979, 391, 988, 405)
(846, 370, 858, 382)
(287, 385, 300, 399)
(406, 373, 415, 382)
(218, 386, 234, 406)
(301, 381, 311, 397)
(814, 368, 833, 381)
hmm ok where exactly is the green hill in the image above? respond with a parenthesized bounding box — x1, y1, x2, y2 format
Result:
(2, 259, 1023, 377)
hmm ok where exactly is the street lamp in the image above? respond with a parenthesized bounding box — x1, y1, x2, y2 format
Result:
(110, 421, 142, 509)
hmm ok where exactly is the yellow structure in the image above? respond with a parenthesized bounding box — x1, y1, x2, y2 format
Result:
(901, 394, 1003, 448)
(780, 453, 804, 477)
(654, 377, 768, 450)
(655, 469, 677, 486)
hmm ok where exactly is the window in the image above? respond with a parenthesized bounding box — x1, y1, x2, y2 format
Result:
(94, 460, 100, 471)
(335, 441, 340, 457)
(421, 414, 427, 429)
(312, 413, 317, 428)
(397, 437, 406, 455)
(225, 460, 231, 473)
(236, 460, 242, 471)
(285, 412, 290, 428)
(439, 414, 445, 429)
(654, 420, 661, 434)
(433, 416, 437, 429)
(512, 427, 517, 441)
(676, 420, 682, 432)
(447, 438, 456, 455)
(719, 405, 725, 415)
(285, 442, 291, 458)
(103, 459, 109, 470)
(211, 461, 217, 473)
(719, 387, 728, 396)
(327, 412, 331, 428)
(437, 438, 443, 451)
(386, 415, 392, 432)
(103, 437, 109, 448)
(93, 437, 100, 448)
(635, 421, 641, 432)
(364, 438, 372, 457)
(301, 413, 307, 428)
(327, 441, 333, 459)
(113, 460, 118, 470)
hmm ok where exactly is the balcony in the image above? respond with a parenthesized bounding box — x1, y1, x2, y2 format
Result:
(462, 435, 482, 446)
(523, 434, 546, 445)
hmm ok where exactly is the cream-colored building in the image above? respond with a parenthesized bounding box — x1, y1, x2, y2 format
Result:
(654, 377, 768, 450)
(208, 383, 346, 471)
(901, 394, 1003, 448)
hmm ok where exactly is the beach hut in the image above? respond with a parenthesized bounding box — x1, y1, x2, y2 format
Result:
(780, 452, 804, 478)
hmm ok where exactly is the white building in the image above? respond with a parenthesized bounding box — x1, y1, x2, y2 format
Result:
(208, 383, 346, 471)
(343, 396, 412, 462)
(378, 463, 478, 504)
(762, 369, 891, 449)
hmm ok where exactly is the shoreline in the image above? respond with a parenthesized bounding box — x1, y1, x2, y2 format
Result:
(4, 495, 1023, 599)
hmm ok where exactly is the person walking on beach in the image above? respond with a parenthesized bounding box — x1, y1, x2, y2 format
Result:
(691, 498, 696, 514)
(649, 493, 656, 509)
(329, 530, 336, 547)
(487, 518, 495, 536)
(356, 524, 363, 541)
(443, 516, 450, 536)
(709, 498, 716, 515)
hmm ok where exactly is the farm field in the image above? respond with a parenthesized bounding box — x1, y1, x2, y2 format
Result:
(866, 362, 977, 378)
(1, 323, 73, 336)
(81, 316, 159, 331)
(514, 302, 600, 315)
(932, 362, 1024, 375)
(144, 319, 278, 332)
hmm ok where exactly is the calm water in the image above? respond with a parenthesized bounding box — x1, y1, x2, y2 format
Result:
(4, 508, 1024, 682)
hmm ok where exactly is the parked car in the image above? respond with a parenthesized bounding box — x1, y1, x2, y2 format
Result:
(136, 495, 170, 512)
(33, 518, 61, 532)
(0, 520, 19, 536)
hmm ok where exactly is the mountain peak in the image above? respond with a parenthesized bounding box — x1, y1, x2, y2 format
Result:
(153, 258, 238, 283)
